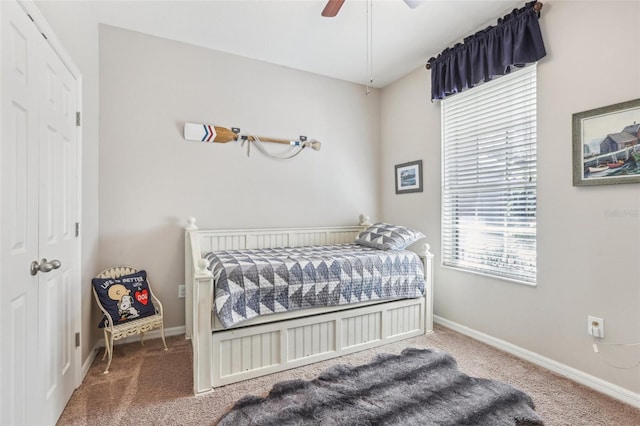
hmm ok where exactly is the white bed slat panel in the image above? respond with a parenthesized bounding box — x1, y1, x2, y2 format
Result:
(330, 231, 356, 244)
(253, 233, 288, 249)
(197, 228, 360, 253)
(241, 336, 252, 371)
(388, 304, 421, 337)
(341, 312, 381, 349)
(287, 320, 335, 361)
(231, 339, 242, 373)
(219, 330, 281, 377)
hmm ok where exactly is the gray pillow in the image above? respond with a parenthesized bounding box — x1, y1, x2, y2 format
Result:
(355, 223, 425, 250)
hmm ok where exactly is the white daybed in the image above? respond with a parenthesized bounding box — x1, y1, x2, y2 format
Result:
(184, 216, 434, 395)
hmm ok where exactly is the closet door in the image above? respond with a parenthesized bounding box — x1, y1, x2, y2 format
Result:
(0, 2, 42, 424)
(1, 1, 80, 424)
(38, 19, 79, 424)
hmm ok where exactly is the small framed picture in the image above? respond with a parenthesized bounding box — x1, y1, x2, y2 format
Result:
(395, 160, 423, 194)
(572, 98, 640, 186)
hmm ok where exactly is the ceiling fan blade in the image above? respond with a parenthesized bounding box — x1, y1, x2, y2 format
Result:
(321, 0, 346, 17)
(402, 0, 423, 9)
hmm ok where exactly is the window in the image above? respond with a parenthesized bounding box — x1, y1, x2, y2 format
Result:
(441, 65, 537, 285)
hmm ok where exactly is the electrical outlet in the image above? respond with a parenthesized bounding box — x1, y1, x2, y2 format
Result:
(178, 284, 186, 299)
(587, 316, 604, 338)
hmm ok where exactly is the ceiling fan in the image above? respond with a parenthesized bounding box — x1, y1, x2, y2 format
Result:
(321, 0, 422, 17)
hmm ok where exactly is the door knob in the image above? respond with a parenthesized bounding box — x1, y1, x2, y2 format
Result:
(30, 258, 62, 276)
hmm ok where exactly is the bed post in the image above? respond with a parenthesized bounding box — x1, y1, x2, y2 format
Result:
(193, 257, 214, 394)
(185, 217, 215, 394)
(359, 213, 371, 230)
(185, 217, 198, 340)
(420, 243, 434, 333)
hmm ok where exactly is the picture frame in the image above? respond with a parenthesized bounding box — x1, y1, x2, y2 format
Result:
(572, 98, 640, 186)
(395, 160, 423, 194)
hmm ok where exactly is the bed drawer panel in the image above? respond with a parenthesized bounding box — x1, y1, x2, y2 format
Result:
(210, 297, 426, 388)
(387, 303, 421, 337)
(219, 330, 281, 377)
(341, 311, 382, 349)
(287, 320, 336, 361)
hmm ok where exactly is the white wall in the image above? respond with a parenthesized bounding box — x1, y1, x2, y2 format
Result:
(36, 0, 101, 363)
(99, 25, 380, 329)
(381, 0, 640, 394)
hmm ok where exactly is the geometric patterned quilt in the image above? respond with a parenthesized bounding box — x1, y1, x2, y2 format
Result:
(204, 244, 425, 328)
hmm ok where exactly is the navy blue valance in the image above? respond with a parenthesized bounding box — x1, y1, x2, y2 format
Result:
(427, 1, 546, 101)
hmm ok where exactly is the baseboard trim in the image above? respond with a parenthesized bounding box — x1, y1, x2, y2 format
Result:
(434, 316, 640, 409)
(81, 342, 100, 380)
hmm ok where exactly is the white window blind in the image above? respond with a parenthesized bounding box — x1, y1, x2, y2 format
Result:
(441, 65, 537, 284)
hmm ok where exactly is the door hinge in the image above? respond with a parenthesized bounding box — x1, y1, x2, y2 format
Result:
(75, 332, 80, 348)
(75, 222, 80, 238)
(76, 112, 81, 127)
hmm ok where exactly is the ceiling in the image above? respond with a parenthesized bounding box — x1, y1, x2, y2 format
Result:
(87, 0, 524, 88)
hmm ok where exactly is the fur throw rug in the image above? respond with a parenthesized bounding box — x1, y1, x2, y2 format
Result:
(216, 347, 544, 425)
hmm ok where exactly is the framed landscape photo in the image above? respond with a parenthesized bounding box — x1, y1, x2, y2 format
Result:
(572, 98, 640, 186)
(395, 160, 423, 194)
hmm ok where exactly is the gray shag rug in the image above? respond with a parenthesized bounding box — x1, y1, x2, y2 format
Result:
(216, 347, 544, 425)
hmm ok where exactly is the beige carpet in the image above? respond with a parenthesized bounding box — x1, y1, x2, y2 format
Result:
(57, 325, 640, 425)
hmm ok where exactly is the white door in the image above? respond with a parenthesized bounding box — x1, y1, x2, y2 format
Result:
(0, 1, 80, 424)
(37, 14, 79, 424)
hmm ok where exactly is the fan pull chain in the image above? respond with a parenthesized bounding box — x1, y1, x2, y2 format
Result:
(366, 0, 373, 95)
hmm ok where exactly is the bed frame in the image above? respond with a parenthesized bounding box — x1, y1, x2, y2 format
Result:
(184, 217, 434, 395)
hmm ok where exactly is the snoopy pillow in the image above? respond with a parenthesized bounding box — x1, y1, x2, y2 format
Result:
(92, 270, 157, 328)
